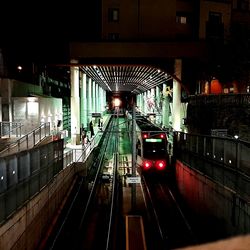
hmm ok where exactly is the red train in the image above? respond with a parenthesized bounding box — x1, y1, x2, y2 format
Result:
(135, 116, 169, 173)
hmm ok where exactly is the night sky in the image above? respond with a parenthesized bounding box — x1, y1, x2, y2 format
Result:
(1, 1, 100, 63)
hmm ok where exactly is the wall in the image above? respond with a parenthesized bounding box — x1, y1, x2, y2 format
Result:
(0, 165, 76, 250)
(0, 78, 63, 135)
(0, 143, 96, 250)
(12, 97, 62, 135)
(199, 0, 231, 40)
(102, 0, 181, 40)
(175, 160, 250, 236)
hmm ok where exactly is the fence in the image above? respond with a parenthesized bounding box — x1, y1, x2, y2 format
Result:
(0, 139, 64, 225)
(174, 131, 250, 200)
(0, 122, 23, 138)
(0, 122, 51, 156)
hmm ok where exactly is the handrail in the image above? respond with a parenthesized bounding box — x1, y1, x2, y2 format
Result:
(0, 122, 23, 138)
(0, 122, 51, 156)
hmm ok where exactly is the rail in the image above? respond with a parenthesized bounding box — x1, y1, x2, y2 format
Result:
(105, 114, 120, 250)
(0, 121, 23, 138)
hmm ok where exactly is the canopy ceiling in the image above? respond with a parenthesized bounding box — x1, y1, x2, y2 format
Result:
(80, 65, 172, 94)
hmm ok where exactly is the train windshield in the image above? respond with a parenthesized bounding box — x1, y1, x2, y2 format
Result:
(143, 139, 167, 159)
(145, 138, 162, 142)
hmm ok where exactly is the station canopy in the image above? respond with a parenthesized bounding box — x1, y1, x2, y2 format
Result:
(80, 65, 172, 94)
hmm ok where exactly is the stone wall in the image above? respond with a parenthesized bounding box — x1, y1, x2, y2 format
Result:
(0, 166, 76, 250)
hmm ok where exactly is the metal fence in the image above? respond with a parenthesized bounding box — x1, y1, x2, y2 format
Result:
(0, 122, 23, 138)
(0, 122, 51, 156)
(0, 116, 111, 226)
(0, 139, 64, 225)
(174, 132, 250, 200)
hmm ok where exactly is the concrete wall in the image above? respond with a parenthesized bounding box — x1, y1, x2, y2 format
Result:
(0, 78, 62, 134)
(12, 97, 62, 135)
(199, 0, 231, 40)
(101, 0, 198, 41)
(0, 142, 96, 250)
(175, 160, 250, 236)
(0, 165, 76, 250)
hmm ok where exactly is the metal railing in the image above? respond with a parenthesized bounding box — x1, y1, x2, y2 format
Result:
(0, 116, 112, 226)
(188, 93, 250, 106)
(0, 139, 64, 225)
(0, 122, 51, 156)
(174, 131, 250, 200)
(0, 122, 23, 138)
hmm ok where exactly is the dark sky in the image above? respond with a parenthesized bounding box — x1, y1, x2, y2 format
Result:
(1, 1, 100, 63)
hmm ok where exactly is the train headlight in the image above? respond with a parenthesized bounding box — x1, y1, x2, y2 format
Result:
(155, 160, 166, 170)
(160, 133, 165, 138)
(143, 160, 152, 170)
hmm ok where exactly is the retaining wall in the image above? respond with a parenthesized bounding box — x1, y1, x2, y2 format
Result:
(175, 160, 250, 236)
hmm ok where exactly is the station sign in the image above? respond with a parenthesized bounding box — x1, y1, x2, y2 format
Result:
(126, 176, 141, 184)
(91, 112, 102, 117)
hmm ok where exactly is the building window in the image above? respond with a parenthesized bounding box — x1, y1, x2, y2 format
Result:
(176, 12, 191, 24)
(176, 16, 187, 24)
(237, 0, 250, 10)
(108, 8, 119, 22)
(108, 33, 119, 40)
(209, 12, 222, 24)
(206, 12, 224, 41)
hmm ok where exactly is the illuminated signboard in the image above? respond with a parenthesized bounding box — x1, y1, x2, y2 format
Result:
(145, 138, 162, 142)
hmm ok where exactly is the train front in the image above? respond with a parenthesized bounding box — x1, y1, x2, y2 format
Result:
(138, 131, 169, 174)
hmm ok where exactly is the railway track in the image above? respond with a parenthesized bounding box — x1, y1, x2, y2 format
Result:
(38, 112, 223, 250)
(141, 174, 198, 250)
(40, 114, 123, 250)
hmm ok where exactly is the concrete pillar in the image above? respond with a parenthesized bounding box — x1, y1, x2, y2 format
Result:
(162, 83, 170, 128)
(140, 94, 143, 111)
(92, 80, 96, 113)
(173, 59, 182, 131)
(143, 92, 147, 114)
(141, 94, 144, 112)
(87, 78, 92, 126)
(142, 92, 145, 114)
(104, 89, 107, 111)
(151, 88, 155, 112)
(146, 90, 151, 113)
(81, 73, 88, 130)
(100, 87, 104, 113)
(136, 94, 140, 112)
(96, 83, 99, 112)
(137, 94, 142, 112)
(70, 60, 80, 145)
(156, 85, 161, 124)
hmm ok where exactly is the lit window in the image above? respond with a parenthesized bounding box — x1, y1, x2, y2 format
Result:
(176, 16, 187, 24)
(108, 8, 119, 22)
(176, 11, 190, 24)
(108, 33, 119, 40)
